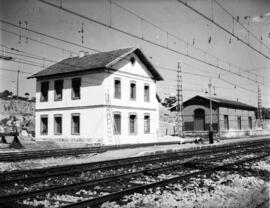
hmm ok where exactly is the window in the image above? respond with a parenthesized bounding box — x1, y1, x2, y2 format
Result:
(144, 114, 150, 134)
(114, 79, 121, 99)
(248, 117, 252, 129)
(113, 113, 121, 135)
(71, 114, 80, 134)
(129, 114, 137, 134)
(54, 115, 62, 135)
(224, 115, 229, 130)
(54, 80, 63, 101)
(40, 115, 48, 135)
(130, 82, 136, 100)
(237, 116, 241, 130)
(144, 85, 150, 102)
(72, 78, 81, 99)
(40, 81, 49, 102)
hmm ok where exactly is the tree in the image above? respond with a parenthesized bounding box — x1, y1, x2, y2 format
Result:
(161, 96, 177, 108)
(0, 90, 13, 99)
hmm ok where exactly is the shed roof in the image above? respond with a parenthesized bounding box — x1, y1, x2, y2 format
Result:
(28, 47, 163, 81)
(170, 95, 257, 111)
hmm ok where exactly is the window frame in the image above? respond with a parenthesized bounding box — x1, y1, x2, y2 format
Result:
(54, 114, 62, 135)
(144, 84, 150, 102)
(130, 81, 136, 100)
(71, 113, 80, 135)
(114, 78, 121, 99)
(113, 112, 121, 135)
(40, 115, 48, 135)
(248, 116, 252, 129)
(40, 81, 49, 102)
(54, 80, 63, 101)
(223, 115, 229, 130)
(144, 113, 150, 134)
(129, 113, 137, 135)
(71, 78, 81, 100)
(237, 116, 241, 130)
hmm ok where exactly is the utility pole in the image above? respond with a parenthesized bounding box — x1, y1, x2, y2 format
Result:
(16, 69, 20, 99)
(258, 85, 262, 128)
(176, 61, 184, 137)
(208, 79, 213, 129)
(208, 78, 214, 144)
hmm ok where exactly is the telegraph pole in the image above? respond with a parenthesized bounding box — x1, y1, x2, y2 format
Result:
(208, 78, 213, 129)
(16, 69, 20, 99)
(176, 61, 184, 137)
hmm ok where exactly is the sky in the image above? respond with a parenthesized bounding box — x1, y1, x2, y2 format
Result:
(0, 0, 270, 107)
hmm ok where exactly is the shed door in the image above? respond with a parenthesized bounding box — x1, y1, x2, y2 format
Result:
(194, 109, 205, 131)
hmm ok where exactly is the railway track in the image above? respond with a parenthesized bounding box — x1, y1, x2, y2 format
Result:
(0, 138, 268, 162)
(0, 139, 269, 208)
(0, 139, 268, 184)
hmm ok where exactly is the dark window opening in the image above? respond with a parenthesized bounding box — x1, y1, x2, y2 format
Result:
(40, 81, 49, 102)
(72, 114, 80, 134)
(72, 78, 81, 99)
(144, 115, 150, 134)
(54, 80, 63, 101)
(224, 115, 229, 130)
(113, 114, 121, 135)
(237, 116, 241, 130)
(130, 82, 136, 100)
(40, 116, 48, 135)
(130, 56, 135, 65)
(54, 115, 62, 135)
(248, 117, 252, 129)
(144, 85, 150, 102)
(129, 114, 137, 134)
(114, 79, 121, 99)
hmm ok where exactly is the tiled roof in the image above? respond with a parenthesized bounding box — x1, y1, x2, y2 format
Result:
(170, 95, 257, 111)
(28, 47, 163, 81)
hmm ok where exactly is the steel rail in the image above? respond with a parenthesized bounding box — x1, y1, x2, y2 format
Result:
(0, 146, 269, 205)
(1, 139, 268, 184)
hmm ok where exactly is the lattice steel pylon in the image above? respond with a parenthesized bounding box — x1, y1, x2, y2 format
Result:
(105, 90, 119, 145)
(176, 61, 184, 137)
(258, 85, 263, 128)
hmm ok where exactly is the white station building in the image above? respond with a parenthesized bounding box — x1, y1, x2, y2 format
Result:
(29, 48, 163, 145)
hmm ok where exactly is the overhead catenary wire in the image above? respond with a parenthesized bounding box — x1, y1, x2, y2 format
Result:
(176, 0, 270, 60)
(5, 0, 263, 87)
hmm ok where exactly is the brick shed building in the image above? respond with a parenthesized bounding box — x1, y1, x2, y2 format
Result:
(170, 95, 257, 136)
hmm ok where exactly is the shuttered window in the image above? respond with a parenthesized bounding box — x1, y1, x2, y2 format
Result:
(54, 80, 63, 101)
(71, 114, 80, 134)
(40, 115, 48, 135)
(114, 79, 121, 99)
(224, 115, 229, 130)
(54, 115, 62, 135)
(40, 81, 49, 102)
(144, 114, 150, 134)
(129, 114, 137, 134)
(113, 113, 121, 135)
(72, 78, 81, 99)
(144, 85, 150, 102)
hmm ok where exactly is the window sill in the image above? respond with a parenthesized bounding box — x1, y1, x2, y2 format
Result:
(40, 100, 48, 102)
(54, 99, 63, 102)
(40, 133, 48, 135)
(129, 133, 137, 135)
(71, 133, 80, 135)
(72, 97, 80, 100)
(54, 133, 62, 135)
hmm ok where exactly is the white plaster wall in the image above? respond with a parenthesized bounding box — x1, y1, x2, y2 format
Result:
(36, 73, 105, 110)
(35, 51, 160, 144)
(36, 108, 105, 143)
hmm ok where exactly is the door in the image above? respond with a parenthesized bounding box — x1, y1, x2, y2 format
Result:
(194, 109, 205, 131)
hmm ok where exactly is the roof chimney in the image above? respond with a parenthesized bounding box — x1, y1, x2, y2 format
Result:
(79, 50, 85, 58)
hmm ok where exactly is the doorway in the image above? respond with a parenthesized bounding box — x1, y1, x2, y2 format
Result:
(194, 109, 205, 131)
